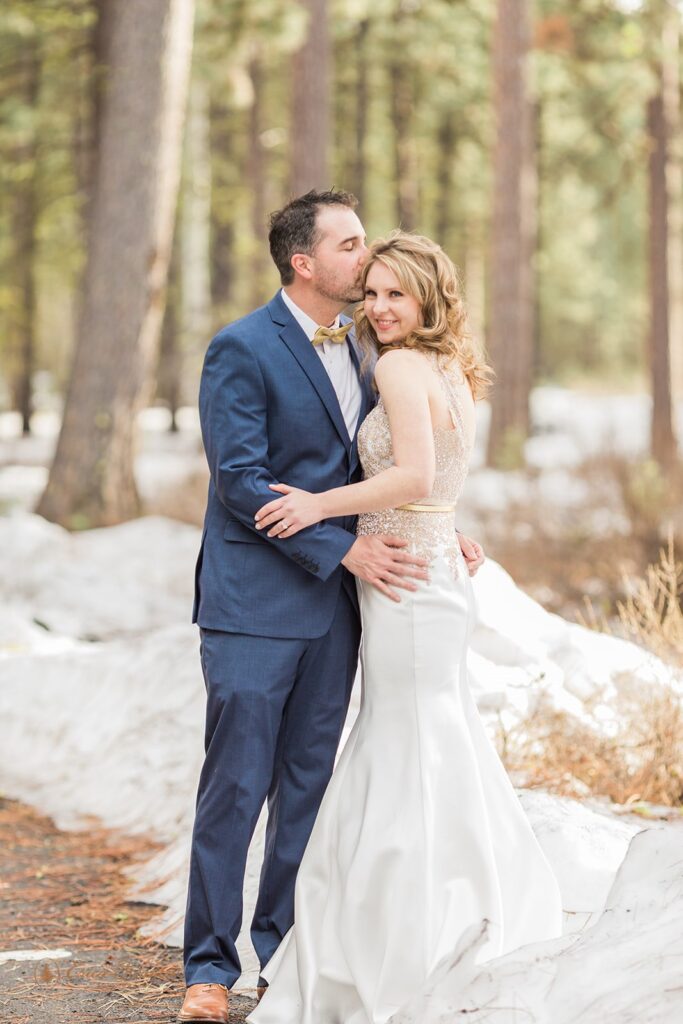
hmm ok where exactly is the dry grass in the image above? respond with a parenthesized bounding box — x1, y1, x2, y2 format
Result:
(481, 452, 683, 621)
(502, 536, 683, 808)
(615, 532, 683, 667)
(502, 677, 683, 807)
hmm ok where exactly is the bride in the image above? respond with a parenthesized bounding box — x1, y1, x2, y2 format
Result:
(248, 231, 562, 1024)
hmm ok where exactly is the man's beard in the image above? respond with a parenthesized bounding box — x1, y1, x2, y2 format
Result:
(317, 270, 364, 306)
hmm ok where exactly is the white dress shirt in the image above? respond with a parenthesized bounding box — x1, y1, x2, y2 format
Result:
(281, 288, 362, 441)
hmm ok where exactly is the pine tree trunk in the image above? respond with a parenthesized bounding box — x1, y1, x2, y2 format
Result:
(486, 0, 534, 468)
(37, 0, 195, 527)
(12, 42, 41, 435)
(14, 187, 37, 437)
(662, 7, 683, 421)
(158, 244, 181, 432)
(352, 18, 370, 211)
(647, 87, 676, 466)
(181, 74, 212, 360)
(248, 58, 268, 307)
(289, 0, 330, 194)
(209, 101, 235, 314)
(390, 61, 419, 230)
(435, 110, 457, 249)
(519, 95, 539, 402)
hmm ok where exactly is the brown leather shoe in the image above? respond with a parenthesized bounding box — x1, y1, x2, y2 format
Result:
(256, 985, 267, 1003)
(178, 983, 229, 1023)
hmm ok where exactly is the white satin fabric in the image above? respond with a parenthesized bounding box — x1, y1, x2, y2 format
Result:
(248, 546, 563, 1024)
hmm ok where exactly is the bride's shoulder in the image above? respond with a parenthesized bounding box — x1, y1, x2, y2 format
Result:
(374, 348, 431, 384)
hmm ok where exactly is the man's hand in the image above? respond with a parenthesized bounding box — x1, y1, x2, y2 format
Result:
(342, 535, 429, 602)
(457, 532, 485, 577)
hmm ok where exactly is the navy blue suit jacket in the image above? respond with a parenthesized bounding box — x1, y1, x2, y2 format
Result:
(193, 292, 376, 639)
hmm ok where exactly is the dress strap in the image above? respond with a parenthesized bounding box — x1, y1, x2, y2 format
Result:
(428, 352, 465, 433)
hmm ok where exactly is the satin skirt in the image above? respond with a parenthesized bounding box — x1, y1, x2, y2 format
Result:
(248, 547, 563, 1024)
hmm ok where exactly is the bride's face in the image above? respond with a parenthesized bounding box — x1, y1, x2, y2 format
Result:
(363, 262, 422, 346)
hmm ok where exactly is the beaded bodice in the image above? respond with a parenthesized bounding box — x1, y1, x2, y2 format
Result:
(356, 353, 473, 578)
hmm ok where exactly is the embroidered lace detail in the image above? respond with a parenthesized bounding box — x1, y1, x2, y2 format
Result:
(356, 354, 473, 580)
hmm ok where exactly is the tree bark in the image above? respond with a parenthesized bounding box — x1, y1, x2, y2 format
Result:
(248, 57, 269, 307)
(435, 110, 457, 249)
(486, 0, 535, 468)
(352, 18, 370, 211)
(390, 61, 419, 230)
(519, 95, 539, 403)
(181, 74, 212, 361)
(661, 6, 683, 423)
(38, 0, 195, 527)
(209, 101, 235, 314)
(647, 86, 676, 466)
(158, 243, 181, 432)
(289, 0, 330, 195)
(12, 42, 41, 435)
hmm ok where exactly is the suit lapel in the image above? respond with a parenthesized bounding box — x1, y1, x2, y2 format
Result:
(276, 309, 352, 452)
(345, 325, 376, 474)
(267, 293, 377, 464)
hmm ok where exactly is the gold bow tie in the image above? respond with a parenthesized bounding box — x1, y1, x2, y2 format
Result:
(312, 323, 352, 346)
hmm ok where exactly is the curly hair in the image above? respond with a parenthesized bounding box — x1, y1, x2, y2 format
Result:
(354, 230, 493, 400)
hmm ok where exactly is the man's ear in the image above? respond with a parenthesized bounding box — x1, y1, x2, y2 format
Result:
(291, 253, 313, 281)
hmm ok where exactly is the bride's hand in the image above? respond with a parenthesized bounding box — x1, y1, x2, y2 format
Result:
(255, 483, 325, 538)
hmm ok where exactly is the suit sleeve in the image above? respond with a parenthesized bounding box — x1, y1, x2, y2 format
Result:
(199, 328, 356, 581)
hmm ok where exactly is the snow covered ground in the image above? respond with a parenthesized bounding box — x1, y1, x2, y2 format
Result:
(1, 387, 681, 519)
(2, 511, 681, 1020)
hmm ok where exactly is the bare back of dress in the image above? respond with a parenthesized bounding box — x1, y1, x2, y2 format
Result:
(356, 351, 474, 578)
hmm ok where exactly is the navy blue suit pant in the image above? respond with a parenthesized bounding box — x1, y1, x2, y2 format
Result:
(184, 585, 360, 988)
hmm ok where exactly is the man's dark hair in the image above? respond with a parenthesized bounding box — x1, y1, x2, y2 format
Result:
(268, 188, 358, 285)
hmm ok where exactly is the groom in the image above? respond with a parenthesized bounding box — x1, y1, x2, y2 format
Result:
(179, 189, 484, 1023)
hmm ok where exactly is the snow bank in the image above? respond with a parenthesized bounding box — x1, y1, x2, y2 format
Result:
(390, 827, 682, 1024)
(1, 512, 680, 1009)
(0, 514, 199, 638)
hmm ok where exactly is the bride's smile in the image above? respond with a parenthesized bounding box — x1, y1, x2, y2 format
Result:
(363, 261, 422, 345)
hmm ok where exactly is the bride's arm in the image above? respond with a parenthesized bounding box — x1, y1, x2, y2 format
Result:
(255, 350, 436, 537)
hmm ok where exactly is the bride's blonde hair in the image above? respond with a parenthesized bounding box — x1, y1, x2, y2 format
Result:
(355, 231, 493, 400)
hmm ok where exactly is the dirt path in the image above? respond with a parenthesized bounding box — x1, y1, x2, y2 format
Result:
(0, 798, 255, 1024)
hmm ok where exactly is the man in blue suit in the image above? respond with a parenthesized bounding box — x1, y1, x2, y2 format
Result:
(179, 190, 483, 1023)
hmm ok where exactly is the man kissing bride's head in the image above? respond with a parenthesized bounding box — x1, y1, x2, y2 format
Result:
(355, 230, 492, 400)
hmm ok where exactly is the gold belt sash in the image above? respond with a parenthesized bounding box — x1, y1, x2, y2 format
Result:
(397, 502, 455, 513)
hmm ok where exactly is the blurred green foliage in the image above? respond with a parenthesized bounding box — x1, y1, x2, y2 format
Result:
(0, 0, 673, 408)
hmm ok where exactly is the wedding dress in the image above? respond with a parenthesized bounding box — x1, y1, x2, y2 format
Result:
(248, 354, 563, 1024)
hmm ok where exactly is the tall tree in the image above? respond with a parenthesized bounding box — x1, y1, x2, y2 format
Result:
(181, 73, 212, 365)
(209, 98, 236, 318)
(646, 45, 676, 466)
(660, 1, 682, 443)
(487, 0, 535, 468)
(157, 242, 182, 432)
(10, 37, 40, 435)
(247, 55, 269, 306)
(389, 2, 419, 230)
(434, 109, 457, 249)
(352, 18, 370, 211)
(38, 0, 195, 527)
(289, 0, 330, 194)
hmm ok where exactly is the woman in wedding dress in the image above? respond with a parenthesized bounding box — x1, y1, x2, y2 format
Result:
(247, 231, 563, 1024)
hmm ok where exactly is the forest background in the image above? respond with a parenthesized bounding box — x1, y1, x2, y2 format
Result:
(1, 7, 683, 1019)
(1, 0, 682, 620)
